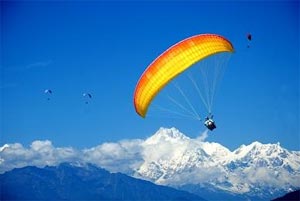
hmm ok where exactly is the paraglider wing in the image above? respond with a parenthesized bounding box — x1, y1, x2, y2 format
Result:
(247, 33, 252, 41)
(83, 93, 92, 98)
(83, 93, 92, 104)
(134, 34, 234, 118)
(44, 89, 52, 94)
(44, 89, 52, 100)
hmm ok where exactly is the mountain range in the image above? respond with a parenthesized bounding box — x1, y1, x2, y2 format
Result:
(135, 128, 300, 200)
(1, 127, 299, 200)
(0, 163, 205, 200)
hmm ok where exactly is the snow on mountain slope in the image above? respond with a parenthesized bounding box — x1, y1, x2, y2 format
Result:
(136, 128, 300, 198)
(1, 127, 299, 200)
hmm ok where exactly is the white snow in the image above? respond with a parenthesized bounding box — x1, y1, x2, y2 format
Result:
(1, 127, 299, 198)
(136, 128, 300, 195)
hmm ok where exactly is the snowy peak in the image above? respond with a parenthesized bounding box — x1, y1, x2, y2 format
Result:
(232, 141, 293, 164)
(234, 141, 279, 156)
(137, 128, 300, 198)
(0, 144, 9, 152)
(1, 127, 299, 200)
(144, 127, 189, 145)
(201, 142, 231, 161)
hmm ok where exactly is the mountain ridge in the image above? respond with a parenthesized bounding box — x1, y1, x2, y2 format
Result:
(136, 128, 300, 200)
(1, 127, 299, 200)
(0, 162, 206, 201)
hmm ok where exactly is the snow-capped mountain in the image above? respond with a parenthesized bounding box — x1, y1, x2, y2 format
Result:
(1, 127, 299, 200)
(136, 128, 300, 200)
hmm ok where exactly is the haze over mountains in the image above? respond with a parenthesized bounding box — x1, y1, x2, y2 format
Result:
(1, 127, 299, 200)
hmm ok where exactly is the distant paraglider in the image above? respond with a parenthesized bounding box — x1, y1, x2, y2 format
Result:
(44, 89, 52, 100)
(43, 90, 94, 104)
(247, 33, 252, 41)
(83, 93, 92, 104)
(247, 33, 252, 48)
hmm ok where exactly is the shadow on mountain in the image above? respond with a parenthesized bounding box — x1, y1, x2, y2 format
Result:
(271, 189, 300, 201)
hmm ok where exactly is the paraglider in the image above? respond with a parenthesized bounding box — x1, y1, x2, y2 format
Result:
(44, 89, 52, 100)
(83, 93, 92, 104)
(133, 33, 234, 131)
(247, 33, 252, 41)
(204, 114, 216, 131)
(247, 33, 252, 48)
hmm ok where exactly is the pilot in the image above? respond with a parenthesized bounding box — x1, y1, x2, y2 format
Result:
(204, 115, 216, 131)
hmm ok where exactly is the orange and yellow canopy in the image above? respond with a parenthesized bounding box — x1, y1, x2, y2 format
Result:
(134, 34, 234, 118)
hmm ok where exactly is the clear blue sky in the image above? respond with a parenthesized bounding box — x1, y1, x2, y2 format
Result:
(1, 1, 299, 150)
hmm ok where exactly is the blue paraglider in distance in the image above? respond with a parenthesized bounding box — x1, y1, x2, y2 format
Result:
(44, 89, 52, 100)
(83, 93, 92, 104)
